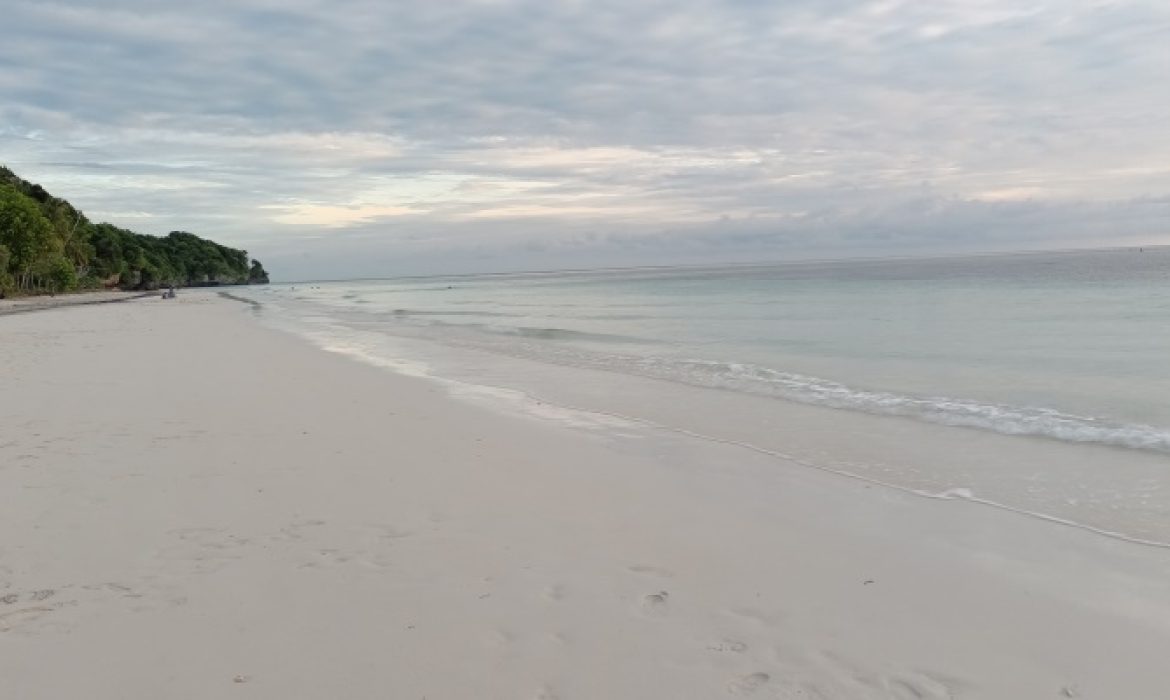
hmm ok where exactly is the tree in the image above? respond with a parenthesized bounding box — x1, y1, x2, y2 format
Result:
(1, 165, 271, 295)
(0, 243, 13, 296)
(0, 187, 54, 291)
(248, 259, 270, 284)
(89, 223, 126, 279)
(35, 253, 78, 293)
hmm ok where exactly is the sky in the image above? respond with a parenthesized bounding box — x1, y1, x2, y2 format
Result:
(2, 0, 1168, 280)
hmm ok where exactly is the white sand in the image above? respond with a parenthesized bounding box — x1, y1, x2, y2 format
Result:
(2, 294, 1169, 699)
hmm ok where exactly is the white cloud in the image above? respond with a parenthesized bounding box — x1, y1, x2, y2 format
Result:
(1, 0, 1168, 278)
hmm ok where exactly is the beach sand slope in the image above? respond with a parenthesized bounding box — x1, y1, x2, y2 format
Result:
(2, 295, 1168, 699)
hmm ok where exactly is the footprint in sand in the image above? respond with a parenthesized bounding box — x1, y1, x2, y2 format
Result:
(640, 590, 669, 616)
(0, 606, 57, 632)
(313, 548, 352, 566)
(727, 672, 770, 695)
(1, 589, 55, 605)
(815, 651, 963, 700)
(0, 590, 75, 634)
(273, 518, 326, 542)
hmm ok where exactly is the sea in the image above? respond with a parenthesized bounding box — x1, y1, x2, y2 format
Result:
(237, 247, 1170, 546)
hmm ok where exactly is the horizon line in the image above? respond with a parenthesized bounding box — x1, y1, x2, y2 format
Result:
(272, 241, 1168, 285)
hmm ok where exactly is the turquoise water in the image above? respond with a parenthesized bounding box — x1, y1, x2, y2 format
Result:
(256, 247, 1170, 453)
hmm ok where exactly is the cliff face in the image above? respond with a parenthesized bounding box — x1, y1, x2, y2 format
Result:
(1, 166, 269, 295)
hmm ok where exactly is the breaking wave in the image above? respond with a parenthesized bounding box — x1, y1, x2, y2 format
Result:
(619, 358, 1170, 453)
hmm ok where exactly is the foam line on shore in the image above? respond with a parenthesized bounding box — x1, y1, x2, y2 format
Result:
(319, 335, 1170, 551)
(518, 389, 1170, 550)
(250, 296, 1170, 551)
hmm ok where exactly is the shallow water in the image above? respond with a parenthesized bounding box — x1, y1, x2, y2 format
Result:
(240, 247, 1170, 544)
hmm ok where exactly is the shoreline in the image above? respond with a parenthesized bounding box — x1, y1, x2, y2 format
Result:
(0, 289, 155, 316)
(253, 286, 1170, 549)
(3, 295, 1169, 698)
(0, 284, 271, 317)
(275, 311, 1170, 551)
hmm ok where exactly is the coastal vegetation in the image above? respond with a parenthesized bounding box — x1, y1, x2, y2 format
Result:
(0, 165, 268, 297)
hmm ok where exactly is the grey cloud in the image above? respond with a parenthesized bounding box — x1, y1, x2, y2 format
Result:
(2, 0, 1169, 278)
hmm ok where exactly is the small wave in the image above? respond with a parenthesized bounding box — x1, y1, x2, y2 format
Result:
(388, 308, 522, 318)
(573, 313, 657, 321)
(264, 295, 1170, 454)
(217, 291, 262, 311)
(387, 316, 657, 345)
(504, 326, 655, 344)
(630, 358, 1170, 453)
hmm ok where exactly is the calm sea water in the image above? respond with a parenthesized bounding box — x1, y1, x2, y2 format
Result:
(240, 247, 1170, 544)
(258, 247, 1170, 450)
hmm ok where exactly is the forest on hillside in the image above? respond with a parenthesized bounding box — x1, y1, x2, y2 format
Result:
(0, 166, 268, 296)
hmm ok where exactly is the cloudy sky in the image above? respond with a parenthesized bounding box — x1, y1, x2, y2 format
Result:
(2, 0, 1168, 279)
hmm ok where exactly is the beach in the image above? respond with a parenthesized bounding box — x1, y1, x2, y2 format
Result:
(0, 290, 153, 316)
(3, 293, 1169, 699)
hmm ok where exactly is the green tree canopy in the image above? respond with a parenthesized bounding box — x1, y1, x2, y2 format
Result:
(1, 165, 270, 296)
(249, 259, 270, 284)
(0, 186, 55, 291)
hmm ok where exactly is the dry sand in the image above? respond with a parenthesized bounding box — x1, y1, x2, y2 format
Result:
(2, 294, 1169, 699)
